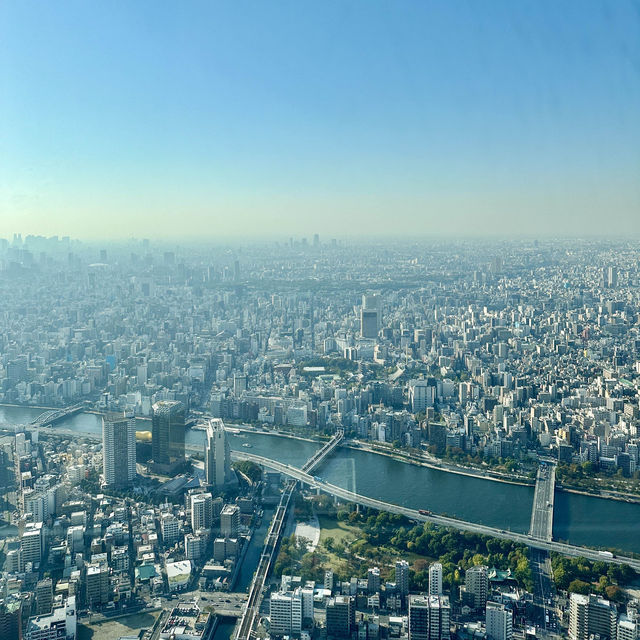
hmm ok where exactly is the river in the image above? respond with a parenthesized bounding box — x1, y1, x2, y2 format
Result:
(1, 405, 639, 554)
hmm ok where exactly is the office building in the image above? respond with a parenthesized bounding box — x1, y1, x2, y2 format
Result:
(102, 413, 136, 487)
(220, 504, 240, 538)
(569, 593, 617, 640)
(408, 594, 451, 640)
(85, 563, 110, 607)
(326, 595, 355, 638)
(396, 560, 410, 599)
(151, 400, 185, 471)
(270, 590, 302, 637)
(0, 596, 22, 640)
(160, 513, 181, 546)
(429, 563, 443, 596)
(361, 294, 380, 339)
(35, 578, 53, 615)
(20, 522, 44, 569)
(24, 597, 76, 640)
(486, 602, 513, 640)
(205, 418, 232, 488)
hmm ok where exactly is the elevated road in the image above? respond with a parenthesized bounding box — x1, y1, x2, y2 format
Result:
(233, 480, 295, 640)
(234, 451, 640, 573)
(530, 462, 555, 541)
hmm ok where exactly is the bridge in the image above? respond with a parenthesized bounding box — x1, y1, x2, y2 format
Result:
(301, 430, 343, 474)
(530, 461, 555, 541)
(233, 451, 640, 573)
(30, 404, 85, 427)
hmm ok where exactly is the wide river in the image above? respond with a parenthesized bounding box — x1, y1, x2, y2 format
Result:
(1, 406, 639, 554)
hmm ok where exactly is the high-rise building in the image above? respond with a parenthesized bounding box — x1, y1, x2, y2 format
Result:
(486, 602, 513, 640)
(395, 560, 410, 599)
(0, 596, 22, 640)
(408, 594, 450, 640)
(160, 513, 181, 546)
(429, 563, 443, 596)
(205, 419, 231, 488)
(220, 504, 240, 538)
(464, 566, 488, 610)
(85, 563, 110, 607)
(20, 522, 44, 570)
(35, 578, 53, 615)
(270, 590, 302, 637)
(151, 400, 185, 471)
(102, 413, 136, 487)
(569, 593, 617, 640)
(361, 294, 381, 339)
(367, 567, 381, 594)
(190, 493, 213, 532)
(326, 595, 355, 638)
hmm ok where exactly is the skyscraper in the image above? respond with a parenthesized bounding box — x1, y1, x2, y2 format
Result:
(429, 563, 443, 596)
(360, 294, 381, 339)
(102, 413, 136, 487)
(151, 401, 185, 471)
(205, 418, 232, 488)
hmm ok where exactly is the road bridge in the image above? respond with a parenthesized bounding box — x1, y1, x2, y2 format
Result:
(30, 404, 85, 427)
(234, 451, 640, 573)
(301, 430, 343, 474)
(530, 462, 555, 541)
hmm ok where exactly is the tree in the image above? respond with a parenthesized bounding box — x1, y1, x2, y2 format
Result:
(568, 579, 590, 594)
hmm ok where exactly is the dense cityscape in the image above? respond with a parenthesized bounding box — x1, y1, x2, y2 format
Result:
(0, 235, 639, 640)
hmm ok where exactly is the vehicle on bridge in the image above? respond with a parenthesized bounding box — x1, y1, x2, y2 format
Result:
(418, 509, 431, 516)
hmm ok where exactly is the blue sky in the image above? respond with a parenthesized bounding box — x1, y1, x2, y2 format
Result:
(1, 0, 639, 238)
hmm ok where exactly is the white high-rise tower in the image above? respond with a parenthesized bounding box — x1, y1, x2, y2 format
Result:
(205, 418, 232, 487)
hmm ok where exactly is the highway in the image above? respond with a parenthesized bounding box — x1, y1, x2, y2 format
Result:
(530, 462, 555, 541)
(233, 451, 640, 573)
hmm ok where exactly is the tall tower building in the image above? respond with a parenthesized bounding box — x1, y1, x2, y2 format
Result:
(151, 401, 185, 471)
(429, 562, 443, 596)
(395, 560, 410, 599)
(102, 413, 136, 487)
(205, 419, 231, 488)
(360, 294, 381, 339)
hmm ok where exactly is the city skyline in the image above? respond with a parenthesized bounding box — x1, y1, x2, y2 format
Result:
(1, 1, 639, 239)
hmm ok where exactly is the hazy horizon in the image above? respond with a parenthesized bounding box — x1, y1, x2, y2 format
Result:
(1, 1, 639, 239)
